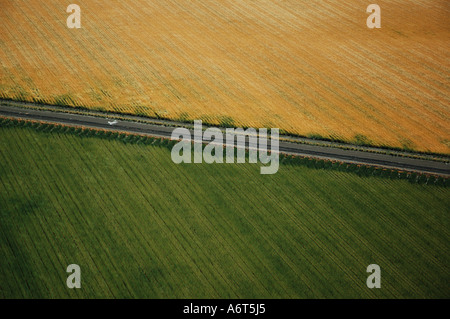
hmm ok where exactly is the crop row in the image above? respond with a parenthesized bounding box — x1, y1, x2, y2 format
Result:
(1, 0, 449, 154)
(1, 123, 449, 298)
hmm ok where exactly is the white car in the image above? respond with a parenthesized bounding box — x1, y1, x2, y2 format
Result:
(108, 120, 118, 126)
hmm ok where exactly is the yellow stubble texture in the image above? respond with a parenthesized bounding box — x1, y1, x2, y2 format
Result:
(1, 0, 449, 153)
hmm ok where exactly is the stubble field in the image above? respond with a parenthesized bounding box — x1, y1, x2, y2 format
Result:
(1, 0, 449, 153)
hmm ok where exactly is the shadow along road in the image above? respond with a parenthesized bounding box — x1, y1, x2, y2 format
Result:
(0, 104, 448, 177)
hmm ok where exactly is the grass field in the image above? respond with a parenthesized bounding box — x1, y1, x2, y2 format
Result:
(1, 0, 449, 153)
(1, 125, 448, 298)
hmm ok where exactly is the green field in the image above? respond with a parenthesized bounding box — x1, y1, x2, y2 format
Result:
(0, 124, 449, 298)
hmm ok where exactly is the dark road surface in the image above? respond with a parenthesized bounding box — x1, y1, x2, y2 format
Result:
(1, 104, 448, 176)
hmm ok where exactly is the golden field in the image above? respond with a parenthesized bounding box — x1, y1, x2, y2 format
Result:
(1, 0, 449, 153)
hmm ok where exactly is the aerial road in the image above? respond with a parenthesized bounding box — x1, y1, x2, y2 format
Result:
(1, 101, 448, 177)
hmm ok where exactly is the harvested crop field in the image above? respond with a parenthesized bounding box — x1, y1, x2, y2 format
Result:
(1, 0, 449, 153)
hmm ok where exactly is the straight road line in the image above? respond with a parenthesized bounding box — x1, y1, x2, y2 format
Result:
(1, 104, 448, 176)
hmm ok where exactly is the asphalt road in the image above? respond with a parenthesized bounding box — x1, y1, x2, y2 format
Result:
(1, 104, 449, 176)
